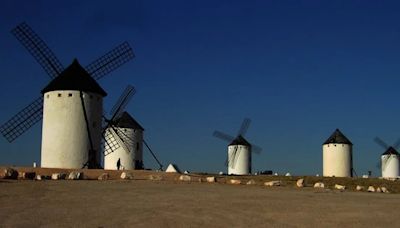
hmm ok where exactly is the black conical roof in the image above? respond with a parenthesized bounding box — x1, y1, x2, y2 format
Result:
(41, 59, 107, 96)
(382, 146, 400, 156)
(114, 112, 144, 130)
(323, 129, 353, 145)
(229, 135, 251, 146)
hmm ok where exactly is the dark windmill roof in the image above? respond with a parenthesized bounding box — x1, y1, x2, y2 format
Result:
(41, 59, 107, 96)
(323, 129, 353, 145)
(229, 135, 251, 147)
(114, 112, 144, 130)
(382, 147, 400, 156)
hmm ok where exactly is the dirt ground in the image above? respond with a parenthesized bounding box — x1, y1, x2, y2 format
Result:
(1, 178, 400, 228)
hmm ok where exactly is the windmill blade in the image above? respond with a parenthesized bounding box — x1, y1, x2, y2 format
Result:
(238, 118, 251, 136)
(110, 85, 136, 120)
(251, 144, 262, 154)
(382, 154, 393, 171)
(113, 126, 135, 154)
(231, 146, 241, 168)
(0, 96, 43, 142)
(11, 22, 64, 79)
(103, 128, 121, 156)
(227, 145, 238, 168)
(143, 139, 163, 170)
(85, 42, 135, 80)
(374, 137, 389, 150)
(393, 138, 400, 150)
(213, 131, 235, 143)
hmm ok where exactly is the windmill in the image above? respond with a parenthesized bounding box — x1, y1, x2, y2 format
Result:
(0, 22, 134, 169)
(213, 118, 262, 175)
(102, 86, 163, 171)
(374, 137, 400, 178)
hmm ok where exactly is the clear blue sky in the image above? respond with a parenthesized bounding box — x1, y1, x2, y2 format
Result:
(1, 0, 400, 175)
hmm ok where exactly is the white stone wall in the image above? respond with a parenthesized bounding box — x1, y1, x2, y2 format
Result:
(228, 145, 251, 175)
(41, 90, 103, 168)
(381, 154, 400, 178)
(104, 127, 143, 170)
(323, 143, 352, 177)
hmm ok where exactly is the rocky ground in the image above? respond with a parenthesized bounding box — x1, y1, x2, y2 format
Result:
(1, 167, 400, 227)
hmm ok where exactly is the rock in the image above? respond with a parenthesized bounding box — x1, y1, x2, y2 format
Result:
(367, 186, 375, 192)
(273, 173, 278, 176)
(198, 178, 203, 183)
(362, 175, 369, 178)
(35, 175, 42, 181)
(206, 177, 216, 183)
(98, 173, 109, 181)
(296, 179, 304, 187)
(334, 184, 346, 190)
(67, 171, 82, 180)
(149, 175, 163, 181)
(120, 172, 133, 180)
(381, 187, 390, 193)
(179, 175, 191, 182)
(285, 173, 291, 176)
(316, 174, 320, 177)
(314, 182, 325, 188)
(51, 173, 66, 180)
(246, 179, 256, 185)
(264, 181, 281, 187)
(229, 179, 241, 185)
(184, 170, 190, 174)
(218, 171, 224, 175)
(376, 187, 382, 193)
(3, 168, 18, 179)
(19, 172, 36, 180)
(356, 185, 365, 191)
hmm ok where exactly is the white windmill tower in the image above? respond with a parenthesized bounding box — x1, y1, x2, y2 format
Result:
(213, 118, 262, 175)
(374, 137, 400, 178)
(102, 86, 163, 170)
(0, 23, 134, 169)
(323, 129, 353, 177)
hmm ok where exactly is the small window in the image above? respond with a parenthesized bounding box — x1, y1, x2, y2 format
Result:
(136, 142, 139, 150)
(58, 93, 62, 97)
(68, 93, 72, 97)
(46, 94, 50, 98)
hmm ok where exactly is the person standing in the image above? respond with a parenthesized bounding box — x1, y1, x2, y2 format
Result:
(117, 158, 121, 170)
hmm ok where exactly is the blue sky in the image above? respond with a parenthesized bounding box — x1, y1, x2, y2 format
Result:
(1, 0, 400, 175)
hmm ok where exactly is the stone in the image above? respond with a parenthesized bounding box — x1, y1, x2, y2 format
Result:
(67, 171, 82, 180)
(334, 184, 346, 190)
(285, 173, 291, 176)
(229, 179, 241, 185)
(356, 185, 365, 191)
(218, 171, 224, 175)
(51, 173, 62, 180)
(120, 172, 133, 180)
(98, 173, 109, 181)
(264, 181, 281, 187)
(376, 187, 382, 193)
(381, 187, 389, 193)
(20, 172, 36, 180)
(314, 182, 325, 188)
(184, 170, 190, 174)
(179, 175, 191, 182)
(149, 175, 163, 181)
(362, 175, 369, 178)
(35, 175, 42, 181)
(206, 177, 216, 183)
(3, 168, 18, 179)
(296, 179, 304, 187)
(367, 186, 375, 192)
(273, 173, 278, 176)
(246, 179, 256, 185)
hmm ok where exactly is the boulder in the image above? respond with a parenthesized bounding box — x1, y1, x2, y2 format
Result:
(381, 187, 390, 193)
(67, 171, 82, 180)
(273, 173, 278, 176)
(376, 187, 382, 193)
(356, 185, 365, 191)
(51, 173, 66, 180)
(246, 179, 256, 185)
(264, 181, 281, 187)
(120, 172, 133, 180)
(149, 175, 163, 181)
(3, 168, 18, 179)
(35, 175, 42, 181)
(206, 177, 216, 183)
(314, 182, 325, 188)
(98, 173, 109, 181)
(218, 171, 224, 175)
(229, 179, 241, 185)
(285, 173, 291, 176)
(334, 184, 346, 190)
(179, 175, 191, 182)
(296, 179, 304, 188)
(362, 175, 369, 178)
(19, 172, 36, 180)
(367, 186, 375, 192)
